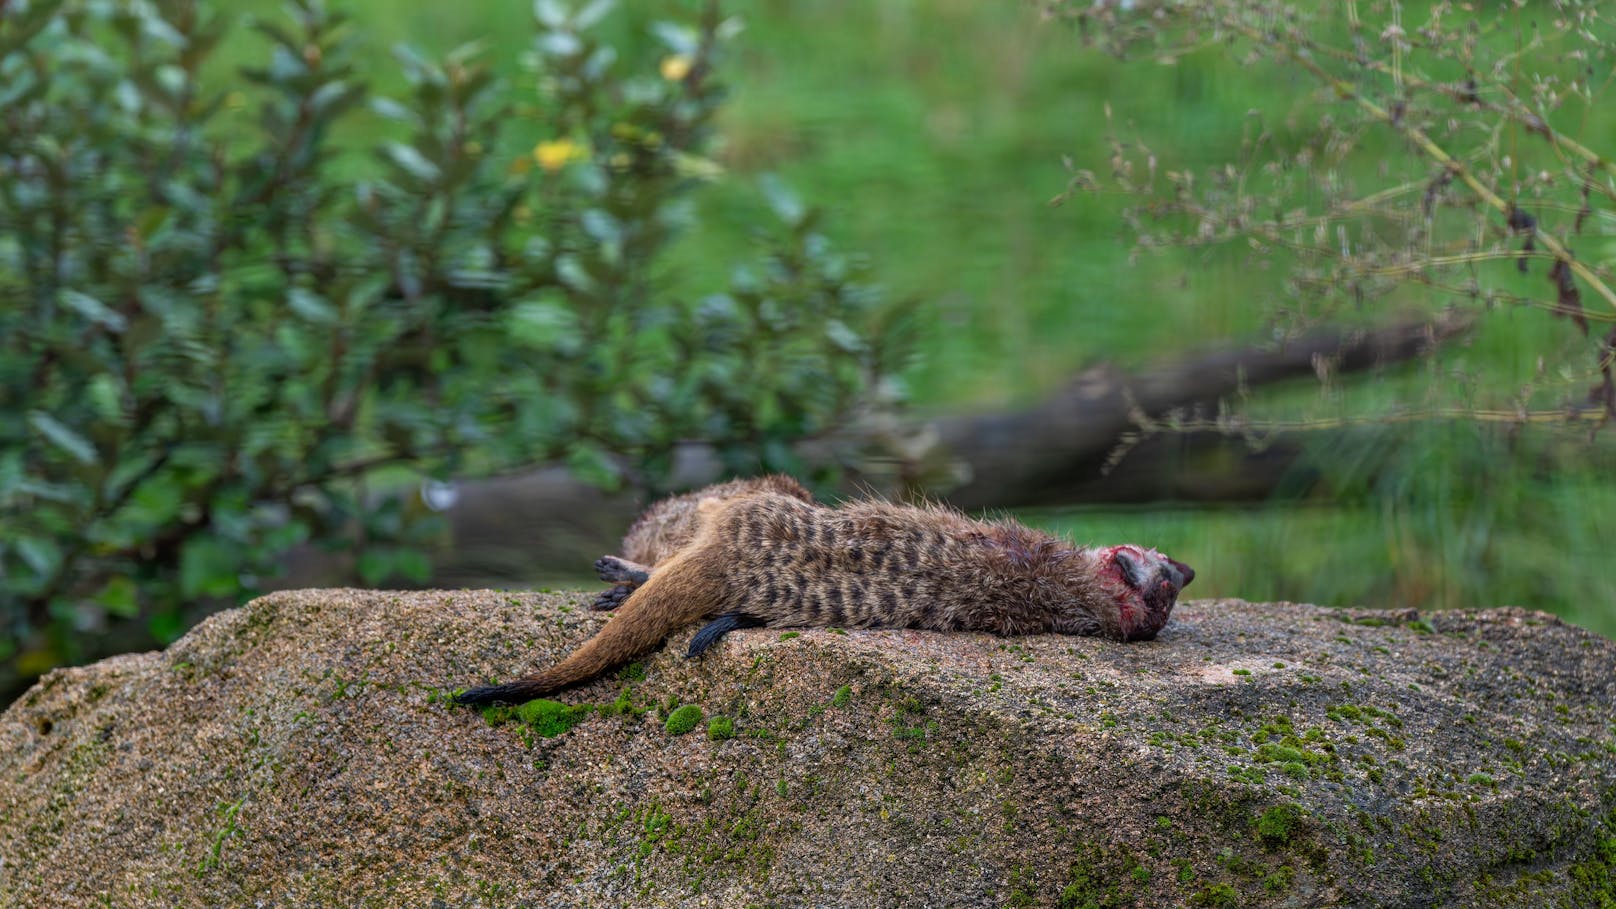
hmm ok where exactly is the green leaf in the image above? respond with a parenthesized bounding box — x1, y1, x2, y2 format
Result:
(651, 21, 699, 56)
(87, 374, 127, 421)
(13, 536, 62, 580)
(759, 174, 804, 225)
(393, 548, 432, 583)
(132, 207, 172, 242)
(533, 0, 569, 28)
(96, 576, 141, 618)
(508, 298, 584, 354)
(554, 256, 594, 292)
(356, 546, 432, 585)
(356, 549, 394, 586)
(309, 81, 364, 118)
(824, 319, 864, 353)
(29, 412, 98, 465)
(574, 0, 615, 29)
(579, 208, 620, 245)
(287, 288, 339, 324)
(148, 611, 186, 645)
(566, 442, 621, 490)
(59, 290, 128, 333)
(536, 30, 582, 57)
(9, 477, 83, 505)
(179, 537, 240, 599)
(369, 97, 417, 123)
(383, 142, 441, 183)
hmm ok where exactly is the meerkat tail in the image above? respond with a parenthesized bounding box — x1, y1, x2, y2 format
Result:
(455, 555, 720, 706)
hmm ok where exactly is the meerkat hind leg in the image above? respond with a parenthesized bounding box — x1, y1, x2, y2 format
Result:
(686, 612, 767, 659)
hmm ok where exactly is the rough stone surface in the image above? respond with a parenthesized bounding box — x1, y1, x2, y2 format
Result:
(1, 590, 1614, 908)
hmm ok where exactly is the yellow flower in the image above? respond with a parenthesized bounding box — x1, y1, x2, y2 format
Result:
(660, 54, 693, 82)
(533, 138, 587, 173)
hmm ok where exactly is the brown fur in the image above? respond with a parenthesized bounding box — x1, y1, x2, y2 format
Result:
(620, 475, 814, 567)
(455, 477, 1193, 706)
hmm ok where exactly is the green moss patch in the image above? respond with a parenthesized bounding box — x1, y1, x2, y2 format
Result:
(1566, 812, 1616, 904)
(1255, 804, 1304, 846)
(1191, 883, 1237, 907)
(479, 685, 649, 740)
(664, 704, 703, 736)
(481, 699, 593, 738)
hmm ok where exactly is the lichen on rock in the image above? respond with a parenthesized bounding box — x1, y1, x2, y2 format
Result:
(1, 590, 1613, 907)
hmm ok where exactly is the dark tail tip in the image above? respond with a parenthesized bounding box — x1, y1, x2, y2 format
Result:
(686, 611, 768, 659)
(455, 682, 541, 707)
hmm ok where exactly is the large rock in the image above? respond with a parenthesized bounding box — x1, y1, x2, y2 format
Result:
(1, 590, 1613, 908)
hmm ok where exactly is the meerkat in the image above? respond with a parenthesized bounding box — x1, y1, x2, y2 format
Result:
(455, 476, 1194, 706)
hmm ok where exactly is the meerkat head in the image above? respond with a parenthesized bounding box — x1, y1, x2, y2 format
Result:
(1086, 544, 1194, 642)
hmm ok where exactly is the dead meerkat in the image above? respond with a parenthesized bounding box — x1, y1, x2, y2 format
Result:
(454, 476, 1194, 706)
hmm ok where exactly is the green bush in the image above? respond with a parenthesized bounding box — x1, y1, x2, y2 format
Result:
(0, 0, 900, 685)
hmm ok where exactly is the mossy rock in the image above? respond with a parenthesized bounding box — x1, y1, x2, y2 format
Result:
(1, 591, 1613, 907)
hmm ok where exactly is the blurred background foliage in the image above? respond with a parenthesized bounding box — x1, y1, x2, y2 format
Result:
(2, 0, 1613, 700)
(0, 0, 900, 684)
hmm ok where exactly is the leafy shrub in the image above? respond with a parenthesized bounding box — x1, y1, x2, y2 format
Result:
(0, 0, 901, 687)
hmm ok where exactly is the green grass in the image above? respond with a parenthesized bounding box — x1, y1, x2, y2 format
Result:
(1027, 398, 1616, 639)
(1026, 478, 1616, 639)
(680, 0, 1279, 405)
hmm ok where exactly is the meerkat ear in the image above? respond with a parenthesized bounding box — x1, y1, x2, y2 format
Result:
(686, 612, 767, 659)
(1166, 557, 1195, 588)
(1112, 549, 1146, 588)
